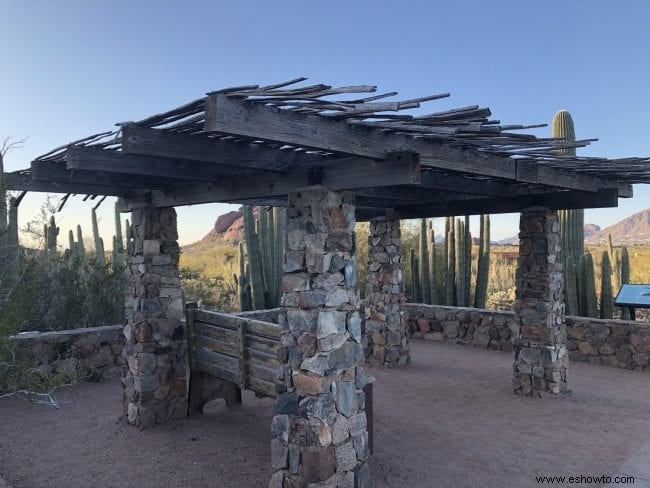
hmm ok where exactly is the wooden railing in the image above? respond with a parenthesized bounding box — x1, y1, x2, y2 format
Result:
(185, 303, 283, 398)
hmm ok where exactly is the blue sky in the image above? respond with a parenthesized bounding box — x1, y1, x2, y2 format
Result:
(1, 0, 649, 245)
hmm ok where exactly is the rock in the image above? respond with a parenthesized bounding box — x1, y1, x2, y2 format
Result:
(630, 330, 650, 353)
(300, 447, 336, 483)
(275, 392, 300, 415)
(293, 371, 332, 395)
(333, 381, 357, 417)
(417, 318, 431, 333)
(335, 441, 357, 471)
(271, 438, 289, 470)
(317, 311, 347, 339)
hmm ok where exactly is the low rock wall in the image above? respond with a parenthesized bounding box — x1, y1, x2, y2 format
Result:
(10, 325, 124, 380)
(406, 304, 650, 372)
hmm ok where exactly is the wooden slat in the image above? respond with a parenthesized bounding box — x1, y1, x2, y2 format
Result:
(194, 321, 238, 343)
(195, 347, 239, 370)
(194, 310, 281, 339)
(246, 347, 280, 368)
(195, 334, 238, 357)
(246, 334, 282, 356)
(248, 359, 278, 383)
(247, 376, 278, 398)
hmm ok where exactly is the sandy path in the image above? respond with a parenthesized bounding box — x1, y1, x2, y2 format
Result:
(2, 341, 650, 488)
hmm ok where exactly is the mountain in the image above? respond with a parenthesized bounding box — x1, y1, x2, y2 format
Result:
(586, 209, 650, 245)
(583, 223, 601, 239)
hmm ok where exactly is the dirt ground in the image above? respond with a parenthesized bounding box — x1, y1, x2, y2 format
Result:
(2, 340, 650, 488)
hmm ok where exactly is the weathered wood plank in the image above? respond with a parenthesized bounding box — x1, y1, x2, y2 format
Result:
(238, 321, 248, 389)
(248, 359, 278, 383)
(204, 95, 628, 193)
(195, 347, 239, 370)
(246, 334, 282, 356)
(185, 302, 199, 370)
(194, 321, 237, 343)
(66, 145, 254, 181)
(195, 334, 238, 358)
(122, 124, 333, 171)
(247, 376, 278, 398)
(4, 170, 136, 196)
(388, 188, 620, 219)
(194, 360, 239, 385)
(246, 347, 280, 368)
(118, 153, 420, 210)
(205, 94, 516, 178)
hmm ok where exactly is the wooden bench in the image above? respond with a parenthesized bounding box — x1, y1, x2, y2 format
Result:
(184, 303, 374, 452)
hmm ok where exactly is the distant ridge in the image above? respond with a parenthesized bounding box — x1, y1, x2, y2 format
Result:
(586, 208, 650, 245)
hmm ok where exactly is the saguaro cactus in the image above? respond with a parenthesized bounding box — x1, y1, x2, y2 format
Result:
(454, 218, 467, 306)
(5, 197, 19, 282)
(600, 251, 614, 319)
(554, 110, 584, 315)
(410, 248, 421, 303)
(474, 214, 490, 309)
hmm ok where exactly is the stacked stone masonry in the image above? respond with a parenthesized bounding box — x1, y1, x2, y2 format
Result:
(272, 188, 371, 488)
(122, 206, 188, 428)
(10, 325, 124, 380)
(512, 209, 568, 397)
(407, 304, 650, 371)
(364, 218, 410, 367)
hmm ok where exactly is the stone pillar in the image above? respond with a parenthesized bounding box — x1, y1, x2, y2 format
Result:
(122, 206, 188, 428)
(364, 218, 410, 367)
(512, 208, 568, 397)
(271, 188, 372, 488)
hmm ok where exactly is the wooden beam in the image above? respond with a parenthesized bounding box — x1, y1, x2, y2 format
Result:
(66, 145, 254, 182)
(204, 95, 629, 194)
(32, 160, 182, 191)
(384, 188, 620, 220)
(118, 152, 421, 210)
(121, 125, 337, 172)
(4, 171, 138, 197)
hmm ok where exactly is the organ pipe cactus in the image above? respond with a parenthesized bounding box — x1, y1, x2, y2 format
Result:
(579, 252, 598, 318)
(419, 219, 431, 304)
(599, 251, 614, 320)
(454, 218, 467, 307)
(91, 208, 105, 268)
(474, 214, 490, 309)
(241, 206, 285, 309)
(409, 248, 421, 303)
(427, 221, 438, 304)
(620, 247, 631, 320)
(446, 221, 455, 306)
(236, 241, 252, 311)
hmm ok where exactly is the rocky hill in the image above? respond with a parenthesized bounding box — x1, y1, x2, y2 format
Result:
(586, 209, 650, 245)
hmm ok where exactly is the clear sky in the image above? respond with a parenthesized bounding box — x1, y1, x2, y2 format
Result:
(1, 0, 649, 246)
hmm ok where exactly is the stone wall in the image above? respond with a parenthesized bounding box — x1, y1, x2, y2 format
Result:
(406, 303, 650, 372)
(10, 325, 124, 379)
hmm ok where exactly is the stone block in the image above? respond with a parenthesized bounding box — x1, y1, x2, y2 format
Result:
(333, 381, 358, 417)
(300, 447, 336, 484)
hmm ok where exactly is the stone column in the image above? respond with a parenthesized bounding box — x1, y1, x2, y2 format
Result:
(512, 207, 568, 397)
(122, 206, 188, 428)
(271, 188, 371, 488)
(364, 218, 410, 367)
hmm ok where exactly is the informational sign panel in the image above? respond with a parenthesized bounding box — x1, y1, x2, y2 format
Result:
(614, 284, 650, 309)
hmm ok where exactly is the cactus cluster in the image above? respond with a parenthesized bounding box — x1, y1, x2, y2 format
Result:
(237, 206, 285, 311)
(406, 215, 490, 308)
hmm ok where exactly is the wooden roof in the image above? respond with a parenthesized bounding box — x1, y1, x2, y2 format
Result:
(6, 78, 649, 220)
